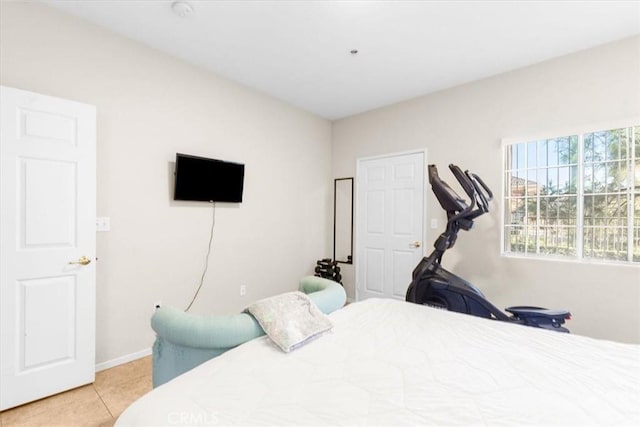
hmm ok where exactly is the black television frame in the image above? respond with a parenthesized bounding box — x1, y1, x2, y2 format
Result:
(173, 153, 245, 203)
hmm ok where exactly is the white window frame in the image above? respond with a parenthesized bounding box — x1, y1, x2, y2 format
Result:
(501, 119, 640, 265)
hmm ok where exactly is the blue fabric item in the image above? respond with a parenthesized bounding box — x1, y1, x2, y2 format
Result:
(151, 276, 346, 387)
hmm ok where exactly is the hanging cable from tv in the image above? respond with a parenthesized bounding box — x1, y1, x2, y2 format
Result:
(185, 201, 216, 312)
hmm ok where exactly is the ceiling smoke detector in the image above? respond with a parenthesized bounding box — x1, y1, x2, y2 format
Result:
(171, 1, 194, 18)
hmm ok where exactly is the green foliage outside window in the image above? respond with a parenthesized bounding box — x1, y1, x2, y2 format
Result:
(504, 125, 639, 263)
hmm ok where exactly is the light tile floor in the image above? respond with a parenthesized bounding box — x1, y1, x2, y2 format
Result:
(0, 356, 152, 427)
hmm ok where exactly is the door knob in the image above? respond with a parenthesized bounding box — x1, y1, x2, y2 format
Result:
(410, 241, 421, 248)
(69, 256, 91, 266)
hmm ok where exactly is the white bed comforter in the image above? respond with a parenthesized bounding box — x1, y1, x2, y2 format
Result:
(117, 299, 640, 426)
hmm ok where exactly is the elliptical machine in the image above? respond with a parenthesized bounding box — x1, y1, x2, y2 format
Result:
(406, 164, 571, 333)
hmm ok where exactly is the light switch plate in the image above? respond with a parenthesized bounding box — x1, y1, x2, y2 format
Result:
(96, 217, 110, 232)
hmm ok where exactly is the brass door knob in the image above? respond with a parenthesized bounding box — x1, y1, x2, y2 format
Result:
(410, 241, 421, 248)
(69, 256, 91, 265)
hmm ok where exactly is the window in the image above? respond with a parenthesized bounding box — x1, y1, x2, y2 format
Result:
(503, 125, 639, 263)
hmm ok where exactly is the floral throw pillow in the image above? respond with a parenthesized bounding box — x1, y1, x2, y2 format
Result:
(245, 291, 333, 352)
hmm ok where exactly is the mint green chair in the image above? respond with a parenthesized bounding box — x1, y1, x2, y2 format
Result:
(150, 276, 346, 387)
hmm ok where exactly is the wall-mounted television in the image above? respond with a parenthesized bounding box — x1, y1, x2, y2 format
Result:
(174, 153, 245, 203)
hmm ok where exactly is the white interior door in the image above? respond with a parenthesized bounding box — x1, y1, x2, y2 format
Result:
(356, 150, 425, 301)
(0, 86, 96, 410)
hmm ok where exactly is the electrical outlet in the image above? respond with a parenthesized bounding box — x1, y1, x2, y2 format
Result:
(430, 218, 438, 229)
(240, 285, 246, 296)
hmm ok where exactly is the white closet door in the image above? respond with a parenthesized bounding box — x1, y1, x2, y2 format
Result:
(356, 150, 425, 301)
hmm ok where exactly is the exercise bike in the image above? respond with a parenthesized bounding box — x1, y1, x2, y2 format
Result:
(405, 164, 571, 333)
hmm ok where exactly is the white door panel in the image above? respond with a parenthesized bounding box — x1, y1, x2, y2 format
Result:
(1, 86, 96, 410)
(356, 151, 425, 301)
(392, 249, 415, 298)
(20, 275, 77, 369)
(21, 158, 77, 247)
(363, 248, 385, 295)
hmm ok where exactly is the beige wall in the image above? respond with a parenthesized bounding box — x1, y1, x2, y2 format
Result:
(333, 36, 640, 344)
(0, 2, 332, 363)
(2, 1, 638, 366)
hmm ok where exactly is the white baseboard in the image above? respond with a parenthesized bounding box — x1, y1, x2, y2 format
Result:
(95, 347, 152, 373)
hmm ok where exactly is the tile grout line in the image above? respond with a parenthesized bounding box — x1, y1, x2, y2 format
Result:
(93, 383, 116, 420)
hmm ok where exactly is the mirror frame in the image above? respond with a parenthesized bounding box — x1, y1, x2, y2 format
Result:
(333, 177, 354, 264)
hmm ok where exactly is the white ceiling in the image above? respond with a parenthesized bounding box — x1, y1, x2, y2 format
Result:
(42, 0, 640, 120)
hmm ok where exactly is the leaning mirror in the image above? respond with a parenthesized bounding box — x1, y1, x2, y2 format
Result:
(333, 177, 354, 264)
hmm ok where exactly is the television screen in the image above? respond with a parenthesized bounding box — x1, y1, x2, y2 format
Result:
(174, 153, 245, 202)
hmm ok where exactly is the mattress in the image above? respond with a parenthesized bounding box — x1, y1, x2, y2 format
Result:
(117, 298, 640, 426)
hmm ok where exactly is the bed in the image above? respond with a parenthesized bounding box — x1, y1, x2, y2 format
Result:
(117, 298, 640, 426)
